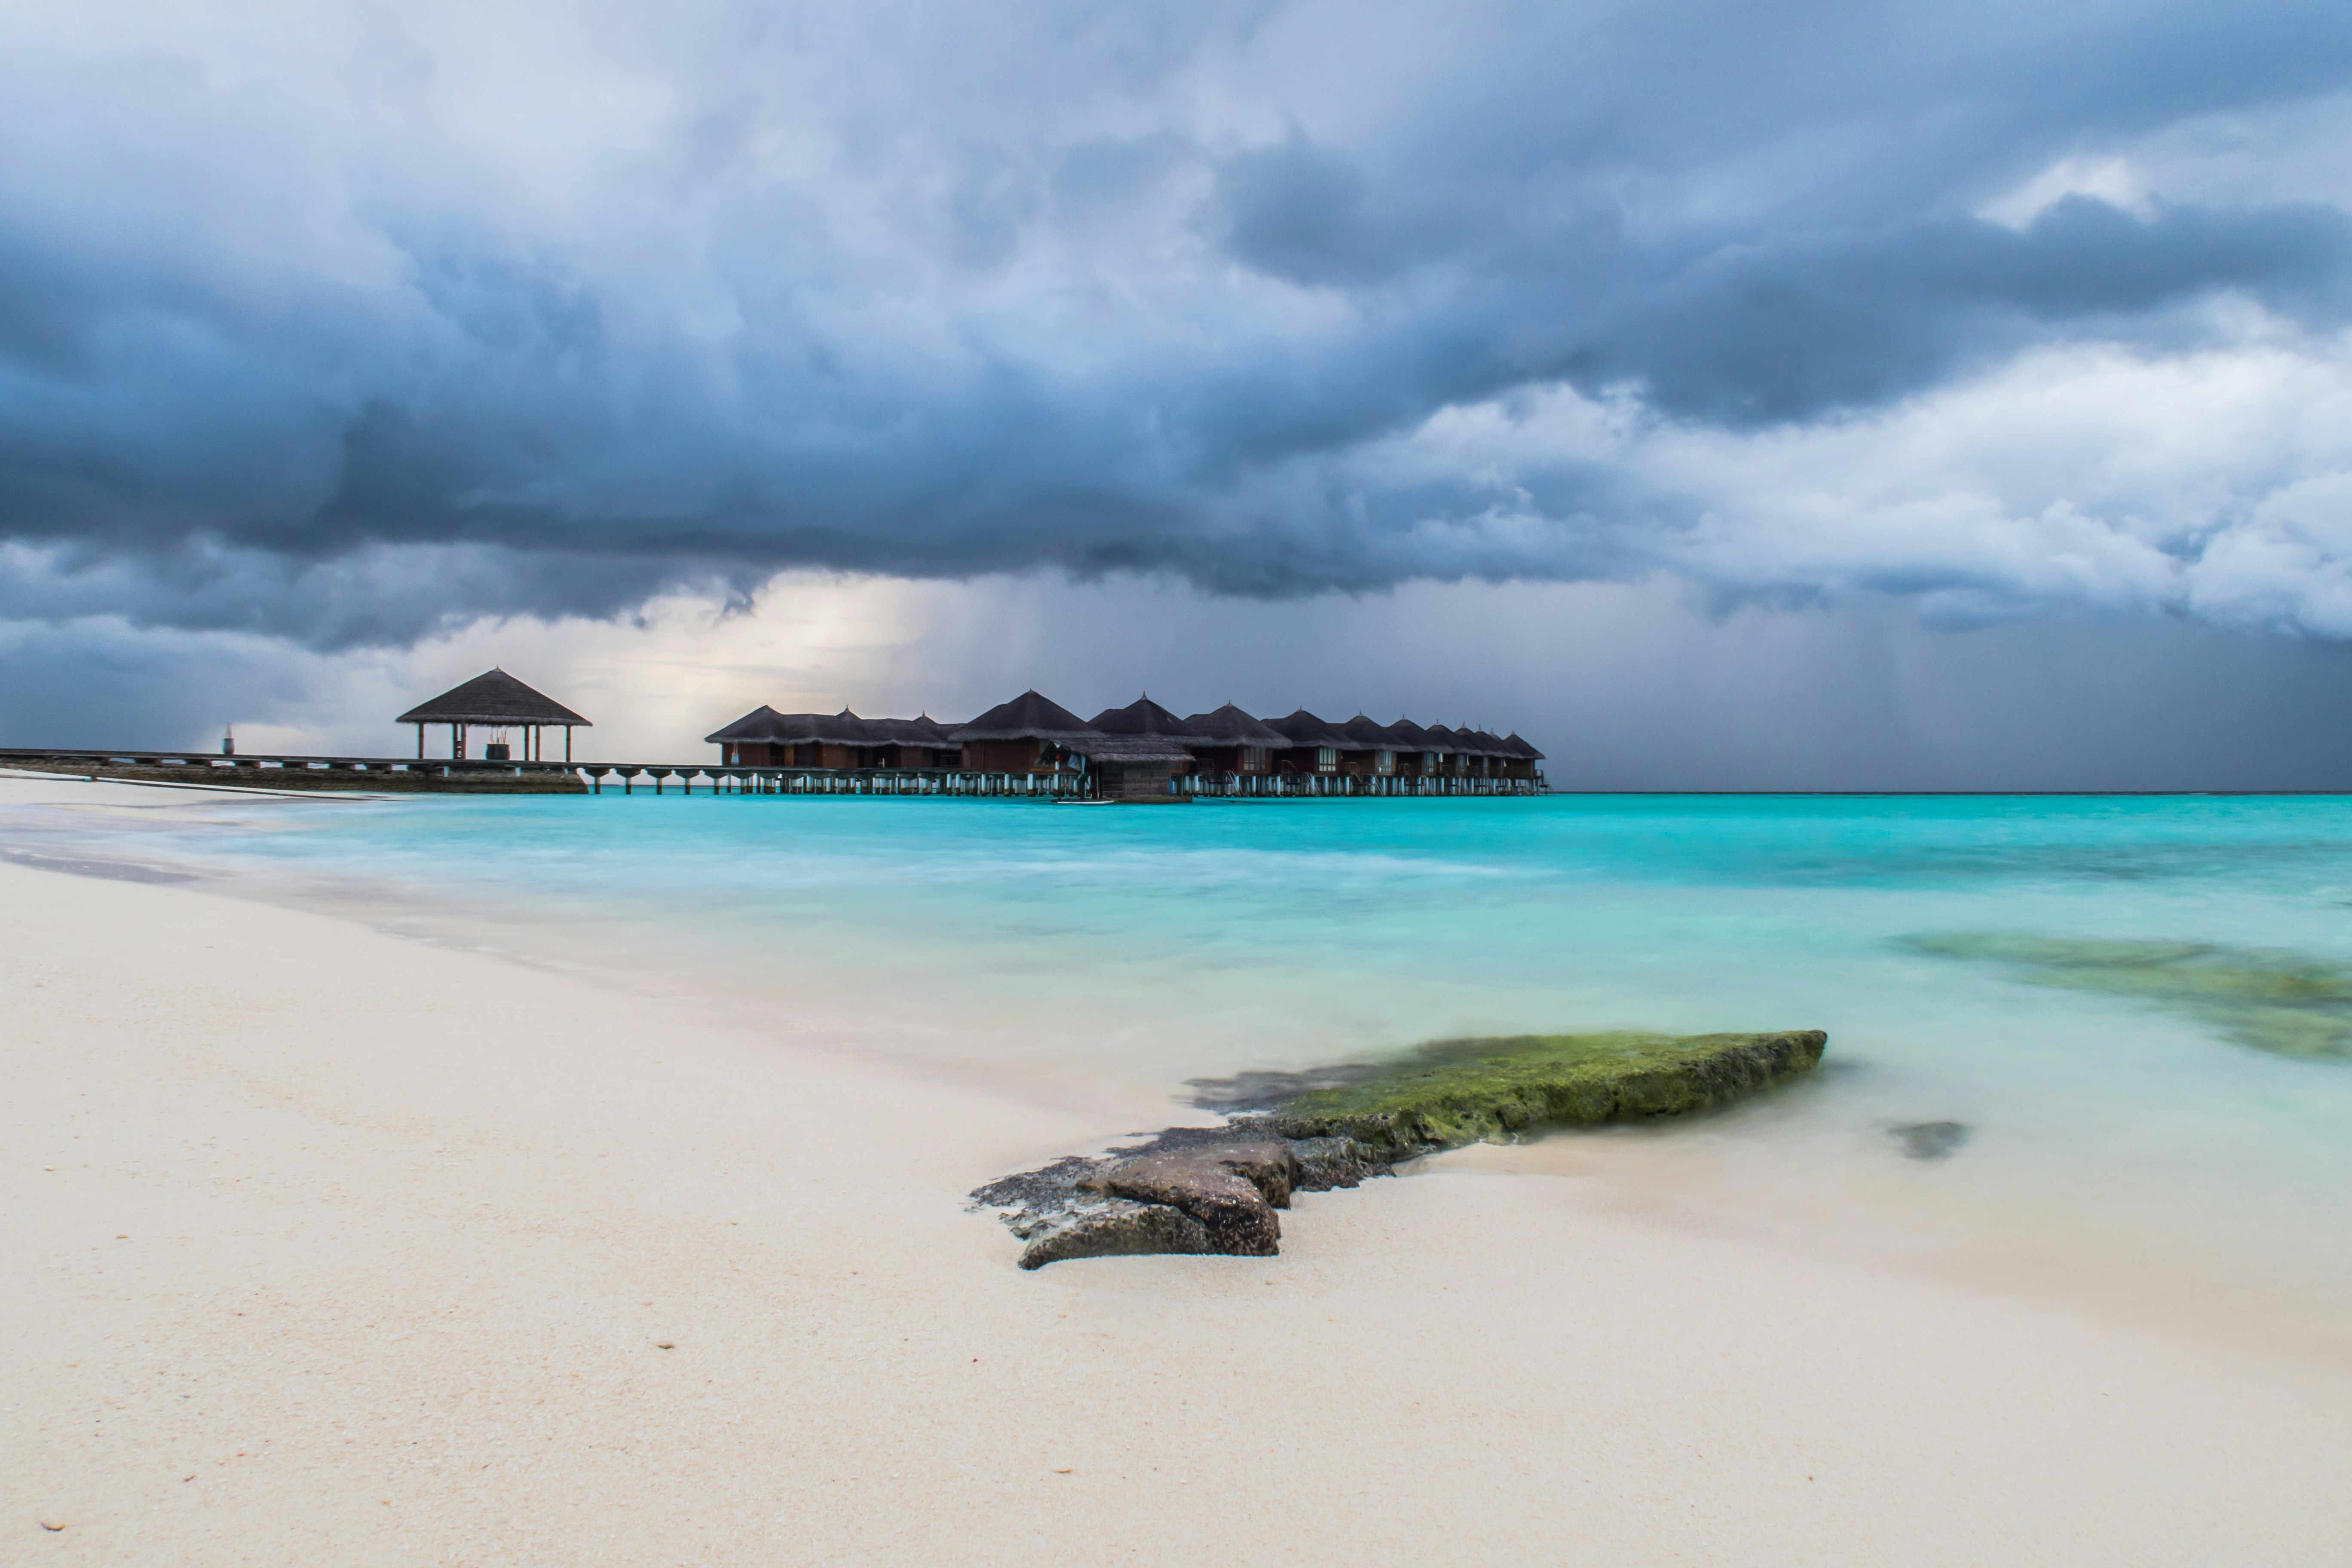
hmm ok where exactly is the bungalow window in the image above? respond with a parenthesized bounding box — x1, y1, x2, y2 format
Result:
(1423, 751, 1439, 772)
(1316, 747, 1338, 772)
(1375, 750, 1395, 775)
(1241, 746, 1268, 772)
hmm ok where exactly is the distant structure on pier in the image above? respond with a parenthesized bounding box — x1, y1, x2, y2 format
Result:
(398, 669, 591, 763)
(706, 689, 1544, 798)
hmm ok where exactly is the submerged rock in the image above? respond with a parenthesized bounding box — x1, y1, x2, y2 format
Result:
(1900, 932, 2352, 1061)
(974, 1029, 1826, 1268)
(1891, 1120, 1970, 1161)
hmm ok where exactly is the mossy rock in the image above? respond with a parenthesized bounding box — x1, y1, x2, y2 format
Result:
(1260, 1029, 1826, 1158)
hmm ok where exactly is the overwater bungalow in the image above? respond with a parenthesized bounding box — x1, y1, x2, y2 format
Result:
(1084, 697, 1213, 799)
(1263, 709, 1353, 777)
(1181, 703, 1292, 779)
(1384, 717, 1441, 778)
(947, 690, 1098, 775)
(704, 707, 962, 770)
(1338, 714, 1421, 779)
(865, 715, 963, 770)
(1420, 723, 1468, 777)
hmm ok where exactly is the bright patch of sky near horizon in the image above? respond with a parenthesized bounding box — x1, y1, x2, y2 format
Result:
(4, 2, 2352, 784)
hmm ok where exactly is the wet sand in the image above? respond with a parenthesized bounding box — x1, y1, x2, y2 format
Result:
(3, 778, 2348, 1565)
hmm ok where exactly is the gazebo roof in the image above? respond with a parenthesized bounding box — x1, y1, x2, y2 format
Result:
(1504, 731, 1547, 760)
(398, 669, 590, 727)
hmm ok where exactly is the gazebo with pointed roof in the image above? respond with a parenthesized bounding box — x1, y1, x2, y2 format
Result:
(398, 669, 591, 763)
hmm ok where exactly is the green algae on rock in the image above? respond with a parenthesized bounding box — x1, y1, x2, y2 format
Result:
(1902, 933, 2352, 1061)
(975, 1030, 1827, 1267)
(1259, 1029, 1828, 1158)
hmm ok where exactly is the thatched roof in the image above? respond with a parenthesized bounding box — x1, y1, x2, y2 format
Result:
(1504, 731, 1547, 760)
(1386, 717, 1436, 749)
(1088, 695, 1210, 744)
(705, 705, 784, 743)
(399, 669, 590, 727)
(1182, 703, 1294, 747)
(1338, 713, 1417, 750)
(704, 707, 959, 747)
(867, 714, 959, 747)
(1262, 708, 1352, 749)
(949, 690, 1100, 742)
(1069, 735, 1199, 763)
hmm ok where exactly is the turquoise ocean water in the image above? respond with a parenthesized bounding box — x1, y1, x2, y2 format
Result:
(19, 788, 2352, 1333)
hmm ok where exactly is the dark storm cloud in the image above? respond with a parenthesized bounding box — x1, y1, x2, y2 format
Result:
(0, 0, 2350, 644)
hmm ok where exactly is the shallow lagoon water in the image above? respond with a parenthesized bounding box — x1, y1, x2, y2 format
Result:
(16, 787, 2352, 1344)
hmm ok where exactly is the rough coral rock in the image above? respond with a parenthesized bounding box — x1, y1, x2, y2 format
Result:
(1014, 1196, 1216, 1270)
(1082, 1141, 1299, 1256)
(972, 1029, 1826, 1268)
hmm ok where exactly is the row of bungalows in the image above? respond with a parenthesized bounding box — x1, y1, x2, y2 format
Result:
(704, 690, 1544, 798)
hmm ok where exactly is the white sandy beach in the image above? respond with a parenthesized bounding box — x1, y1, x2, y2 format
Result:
(5, 778, 2349, 1565)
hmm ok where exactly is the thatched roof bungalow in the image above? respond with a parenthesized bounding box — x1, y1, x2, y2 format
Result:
(1080, 697, 1210, 797)
(705, 707, 962, 769)
(949, 690, 1100, 773)
(1263, 709, 1352, 775)
(1182, 703, 1292, 776)
(1337, 713, 1422, 777)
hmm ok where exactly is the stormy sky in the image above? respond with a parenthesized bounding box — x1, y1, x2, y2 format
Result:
(5, 1, 2352, 786)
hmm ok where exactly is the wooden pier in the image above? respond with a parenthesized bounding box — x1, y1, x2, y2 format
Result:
(0, 678, 1549, 801)
(581, 765, 1544, 798)
(0, 748, 1544, 798)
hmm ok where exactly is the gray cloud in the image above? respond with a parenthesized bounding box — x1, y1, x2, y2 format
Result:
(0, 1, 2349, 647)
